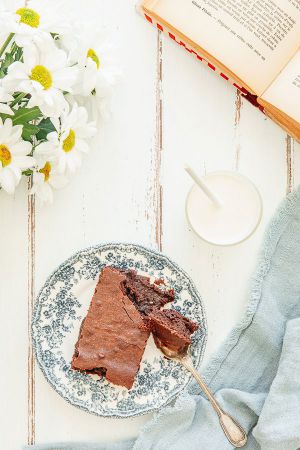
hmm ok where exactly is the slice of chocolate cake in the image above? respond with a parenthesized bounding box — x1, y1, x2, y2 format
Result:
(149, 309, 198, 354)
(72, 266, 199, 389)
(72, 267, 150, 389)
(121, 269, 175, 315)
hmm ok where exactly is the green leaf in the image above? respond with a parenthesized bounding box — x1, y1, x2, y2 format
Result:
(1, 52, 13, 69)
(36, 117, 56, 141)
(12, 106, 42, 125)
(0, 112, 14, 122)
(0, 106, 44, 141)
(22, 169, 33, 176)
(22, 123, 39, 141)
(15, 46, 23, 61)
(0, 51, 14, 78)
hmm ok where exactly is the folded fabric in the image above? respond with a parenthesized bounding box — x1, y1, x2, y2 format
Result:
(252, 317, 300, 450)
(25, 188, 300, 450)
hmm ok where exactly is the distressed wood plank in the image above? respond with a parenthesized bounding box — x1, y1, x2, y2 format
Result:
(286, 135, 295, 194)
(146, 31, 163, 251)
(33, 0, 158, 445)
(27, 179, 36, 445)
(0, 180, 28, 450)
(155, 31, 163, 251)
(234, 91, 242, 170)
(292, 139, 300, 186)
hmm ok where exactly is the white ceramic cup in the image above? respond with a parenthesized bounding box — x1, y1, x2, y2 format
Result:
(185, 171, 263, 246)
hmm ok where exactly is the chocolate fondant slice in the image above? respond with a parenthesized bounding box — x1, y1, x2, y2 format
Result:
(149, 309, 198, 354)
(121, 270, 175, 315)
(72, 267, 150, 389)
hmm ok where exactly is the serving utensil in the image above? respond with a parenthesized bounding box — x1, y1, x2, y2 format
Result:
(156, 339, 247, 448)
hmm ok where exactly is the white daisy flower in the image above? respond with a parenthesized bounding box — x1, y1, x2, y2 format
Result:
(74, 43, 119, 122)
(59, 25, 119, 121)
(0, 81, 14, 115)
(3, 41, 77, 118)
(34, 104, 96, 174)
(0, 0, 70, 48)
(0, 118, 34, 194)
(30, 156, 68, 205)
(80, 80, 115, 122)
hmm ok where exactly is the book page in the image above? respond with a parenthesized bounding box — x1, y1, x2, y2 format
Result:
(261, 49, 300, 123)
(146, 0, 300, 95)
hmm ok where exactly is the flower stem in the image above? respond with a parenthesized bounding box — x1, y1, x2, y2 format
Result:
(10, 92, 27, 107)
(0, 33, 14, 58)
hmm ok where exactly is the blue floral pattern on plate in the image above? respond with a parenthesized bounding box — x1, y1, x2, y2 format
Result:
(32, 243, 207, 418)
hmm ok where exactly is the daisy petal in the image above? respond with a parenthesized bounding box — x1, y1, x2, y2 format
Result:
(42, 183, 54, 204)
(49, 174, 68, 189)
(34, 141, 56, 156)
(47, 132, 59, 144)
(0, 119, 13, 142)
(7, 124, 23, 145)
(0, 104, 14, 115)
(23, 45, 39, 70)
(52, 66, 78, 91)
(0, 89, 13, 103)
(33, 182, 54, 205)
(68, 151, 82, 172)
(7, 165, 22, 183)
(76, 138, 89, 153)
(43, 48, 67, 71)
(0, 169, 17, 194)
(13, 155, 35, 169)
(11, 141, 33, 155)
(58, 154, 67, 173)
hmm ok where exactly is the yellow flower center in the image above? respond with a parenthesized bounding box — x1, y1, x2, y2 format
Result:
(0, 144, 11, 167)
(62, 129, 76, 152)
(30, 65, 52, 90)
(39, 161, 51, 182)
(16, 7, 40, 28)
(87, 48, 100, 69)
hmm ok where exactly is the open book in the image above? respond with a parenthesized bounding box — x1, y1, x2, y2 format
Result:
(138, 0, 300, 141)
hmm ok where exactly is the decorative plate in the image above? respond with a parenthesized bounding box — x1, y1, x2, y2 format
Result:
(32, 243, 207, 418)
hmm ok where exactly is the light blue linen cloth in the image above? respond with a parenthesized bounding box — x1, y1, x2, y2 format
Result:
(25, 188, 300, 450)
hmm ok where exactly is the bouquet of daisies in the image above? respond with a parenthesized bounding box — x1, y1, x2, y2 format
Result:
(0, 1, 118, 203)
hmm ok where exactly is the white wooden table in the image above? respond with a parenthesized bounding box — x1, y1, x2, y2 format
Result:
(1, 1, 300, 448)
